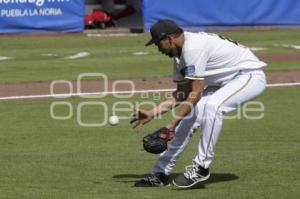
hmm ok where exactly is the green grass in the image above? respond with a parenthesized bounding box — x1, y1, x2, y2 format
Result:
(0, 30, 299, 83)
(221, 30, 300, 53)
(0, 35, 172, 83)
(0, 88, 299, 199)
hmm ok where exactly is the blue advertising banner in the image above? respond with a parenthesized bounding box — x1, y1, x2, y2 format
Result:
(142, 0, 300, 31)
(0, 0, 84, 33)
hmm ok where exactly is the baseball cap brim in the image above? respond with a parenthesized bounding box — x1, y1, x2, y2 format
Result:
(145, 35, 166, 46)
(145, 39, 155, 46)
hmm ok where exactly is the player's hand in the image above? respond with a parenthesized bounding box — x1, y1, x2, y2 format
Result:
(130, 108, 154, 128)
(165, 122, 177, 132)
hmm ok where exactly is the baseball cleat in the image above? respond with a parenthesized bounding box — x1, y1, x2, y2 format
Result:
(173, 161, 210, 188)
(134, 173, 170, 187)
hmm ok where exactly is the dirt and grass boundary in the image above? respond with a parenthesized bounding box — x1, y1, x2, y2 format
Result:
(0, 69, 299, 99)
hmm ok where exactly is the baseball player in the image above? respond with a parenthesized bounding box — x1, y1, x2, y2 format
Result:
(131, 19, 267, 188)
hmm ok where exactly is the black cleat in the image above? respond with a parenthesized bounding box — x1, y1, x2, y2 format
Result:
(173, 161, 210, 188)
(134, 173, 170, 187)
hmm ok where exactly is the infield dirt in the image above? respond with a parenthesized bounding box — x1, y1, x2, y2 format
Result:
(0, 69, 299, 99)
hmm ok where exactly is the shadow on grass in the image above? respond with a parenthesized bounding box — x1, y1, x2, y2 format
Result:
(112, 173, 239, 189)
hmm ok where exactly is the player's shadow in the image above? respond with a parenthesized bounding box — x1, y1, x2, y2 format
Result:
(112, 173, 239, 189)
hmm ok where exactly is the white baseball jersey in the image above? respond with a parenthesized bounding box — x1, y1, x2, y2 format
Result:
(173, 32, 267, 86)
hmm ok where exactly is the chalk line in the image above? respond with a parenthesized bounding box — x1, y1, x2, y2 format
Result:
(0, 82, 299, 101)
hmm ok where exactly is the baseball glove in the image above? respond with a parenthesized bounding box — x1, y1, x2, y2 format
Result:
(143, 127, 175, 154)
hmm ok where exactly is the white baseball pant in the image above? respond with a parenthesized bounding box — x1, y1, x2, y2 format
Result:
(152, 69, 266, 175)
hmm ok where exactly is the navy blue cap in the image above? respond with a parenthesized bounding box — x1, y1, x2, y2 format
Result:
(145, 19, 181, 46)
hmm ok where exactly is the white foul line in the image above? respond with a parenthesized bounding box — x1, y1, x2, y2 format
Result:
(0, 82, 299, 101)
(266, 82, 300, 87)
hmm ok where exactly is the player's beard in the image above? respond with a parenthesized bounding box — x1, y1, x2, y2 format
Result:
(169, 46, 182, 58)
(161, 43, 182, 58)
(162, 48, 174, 57)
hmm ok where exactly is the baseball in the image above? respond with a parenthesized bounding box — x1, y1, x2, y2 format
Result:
(109, 115, 119, 126)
